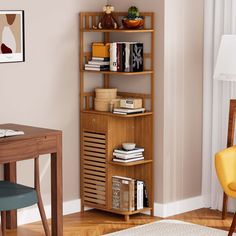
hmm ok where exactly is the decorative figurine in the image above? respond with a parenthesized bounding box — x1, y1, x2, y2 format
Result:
(93, 5, 119, 30)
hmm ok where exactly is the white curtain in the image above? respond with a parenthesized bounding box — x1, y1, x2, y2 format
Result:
(203, 0, 236, 211)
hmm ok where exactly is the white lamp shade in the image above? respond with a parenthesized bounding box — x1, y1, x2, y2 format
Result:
(214, 35, 236, 81)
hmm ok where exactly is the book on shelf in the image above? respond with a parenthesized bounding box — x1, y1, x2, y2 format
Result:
(130, 43, 144, 72)
(112, 176, 148, 212)
(110, 42, 117, 71)
(92, 57, 110, 61)
(110, 42, 143, 72)
(136, 180, 144, 210)
(85, 56, 110, 71)
(143, 182, 149, 207)
(114, 147, 144, 155)
(112, 156, 144, 163)
(88, 60, 110, 66)
(0, 129, 24, 138)
(113, 108, 145, 115)
(85, 64, 110, 71)
(113, 152, 143, 159)
(85, 64, 109, 69)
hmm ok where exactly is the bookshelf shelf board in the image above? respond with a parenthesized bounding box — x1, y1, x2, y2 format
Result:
(84, 203, 152, 216)
(82, 70, 154, 75)
(82, 110, 153, 118)
(109, 160, 153, 166)
(82, 29, 154, 33)
(108, 207, 153, 216)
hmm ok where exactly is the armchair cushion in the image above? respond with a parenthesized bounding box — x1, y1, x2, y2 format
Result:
(228, 182, 236, 192)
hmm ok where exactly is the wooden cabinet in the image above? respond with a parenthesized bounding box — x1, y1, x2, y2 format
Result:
(79, 12, 155, 220)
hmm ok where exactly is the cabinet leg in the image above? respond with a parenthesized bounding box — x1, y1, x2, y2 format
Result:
(125, 215, 129, 221)
(81, 204, 84, 213)
(151, 209, 154, 217)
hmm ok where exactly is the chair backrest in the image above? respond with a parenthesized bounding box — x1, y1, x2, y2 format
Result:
(215, 146, 236, 198)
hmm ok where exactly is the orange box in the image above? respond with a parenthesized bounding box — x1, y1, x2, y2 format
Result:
(92, 43, 110, 58)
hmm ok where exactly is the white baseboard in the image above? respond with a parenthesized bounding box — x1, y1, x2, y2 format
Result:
(154, 195, 205, 218)
(17, 199, 81, 225)
(17, 196, 206, 225)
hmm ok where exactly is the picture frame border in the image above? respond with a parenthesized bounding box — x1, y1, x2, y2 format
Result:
(0, 10, 25, 63)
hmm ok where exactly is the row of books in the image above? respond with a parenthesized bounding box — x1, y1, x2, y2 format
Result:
(84, 57, 110, 71)
(113, 147, 144, 163)
(110, 42, 144, 72)
(113, 107, 145, 115)
(112, 176, 149, 212)
(84, 42, 144, 72)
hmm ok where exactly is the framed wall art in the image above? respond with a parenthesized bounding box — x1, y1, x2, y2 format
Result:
(0, 10, 25, 63)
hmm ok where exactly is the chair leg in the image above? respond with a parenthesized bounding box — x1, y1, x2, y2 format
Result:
(1, 211, 6, 236)
(34, 157, 50, 236)
(228, 211, 236, 236)
(37, 197, 50, 236)
(223, 192, 228, 220)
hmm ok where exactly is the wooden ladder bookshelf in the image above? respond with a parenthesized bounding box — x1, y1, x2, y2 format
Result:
(79, 11, 155, 221)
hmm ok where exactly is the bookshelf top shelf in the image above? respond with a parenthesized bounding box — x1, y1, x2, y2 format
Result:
(81, 29, 154, 33)
(109, 160, 153, 166)
(82, 110, 153, 118)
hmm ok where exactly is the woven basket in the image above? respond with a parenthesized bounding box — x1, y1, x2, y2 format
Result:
(95, 88, 117, 99)
(95, 98, 120, 112)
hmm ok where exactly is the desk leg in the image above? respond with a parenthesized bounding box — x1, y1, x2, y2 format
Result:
(4, 163, 17, 229)
(51, 134, 63, 236)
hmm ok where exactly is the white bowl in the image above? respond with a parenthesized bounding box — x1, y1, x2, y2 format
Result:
(122, 143, 136, 151)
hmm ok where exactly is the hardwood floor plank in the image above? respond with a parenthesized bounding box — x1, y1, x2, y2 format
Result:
(4, 208, 235, 235)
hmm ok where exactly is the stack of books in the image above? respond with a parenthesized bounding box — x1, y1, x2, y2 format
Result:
(112, 176, 149, 212)
(110, 42, 144, 72)
(113, 108, 145, 115)
(113, 147, 144, 163)
(85, 57, 110, 71)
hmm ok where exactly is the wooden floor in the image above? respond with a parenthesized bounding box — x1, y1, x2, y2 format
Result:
(4, 208, 235, 235)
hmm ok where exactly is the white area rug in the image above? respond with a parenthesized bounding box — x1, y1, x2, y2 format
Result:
(103, 220, 235, 236)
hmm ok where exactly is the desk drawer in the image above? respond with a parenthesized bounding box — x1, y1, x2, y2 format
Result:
(82, 113, 108, 132)
(38, 135, 57, 154)
(0, 139, 38, 163)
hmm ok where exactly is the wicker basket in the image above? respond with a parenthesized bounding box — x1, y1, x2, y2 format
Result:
(95, 88, 117, 99)
(95, 98, 120, 112)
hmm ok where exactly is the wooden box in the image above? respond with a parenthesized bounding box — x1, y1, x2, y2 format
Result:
(92, 43, 110, 58)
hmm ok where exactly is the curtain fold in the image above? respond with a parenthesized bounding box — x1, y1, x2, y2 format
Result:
(203, 0, 236, 211)
(204, 0, 236, 211)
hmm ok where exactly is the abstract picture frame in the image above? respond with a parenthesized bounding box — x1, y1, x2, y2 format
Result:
(0, 10, 25, 63)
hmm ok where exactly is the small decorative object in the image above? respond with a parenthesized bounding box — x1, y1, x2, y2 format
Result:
(122, 6, 144, 29)
(122, 143, 136, 151)
(0, 10, 25, 63)
(93, 5, 119, 30)
(120, 98, 142, 109)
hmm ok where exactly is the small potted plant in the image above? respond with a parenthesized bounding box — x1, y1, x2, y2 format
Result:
(122, 6, 144, 29)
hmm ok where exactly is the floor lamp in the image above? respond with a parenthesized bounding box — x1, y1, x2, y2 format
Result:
(214, 35, 236, 219)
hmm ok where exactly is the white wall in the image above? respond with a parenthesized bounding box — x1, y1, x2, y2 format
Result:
(0, 0, 204, 220)
(0, 0, 106, 205)
(108, 0, 204, 205)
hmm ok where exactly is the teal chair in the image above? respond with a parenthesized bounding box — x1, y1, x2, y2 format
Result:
(0, 157, 50, 236)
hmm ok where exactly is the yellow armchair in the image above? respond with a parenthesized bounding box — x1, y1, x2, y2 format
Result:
(215, 146, 236, 236)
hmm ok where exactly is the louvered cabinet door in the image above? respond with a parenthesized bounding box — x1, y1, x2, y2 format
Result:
(82, 131, 107, 207)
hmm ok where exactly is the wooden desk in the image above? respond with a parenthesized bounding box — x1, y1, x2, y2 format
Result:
(0, 124, 63, 236)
